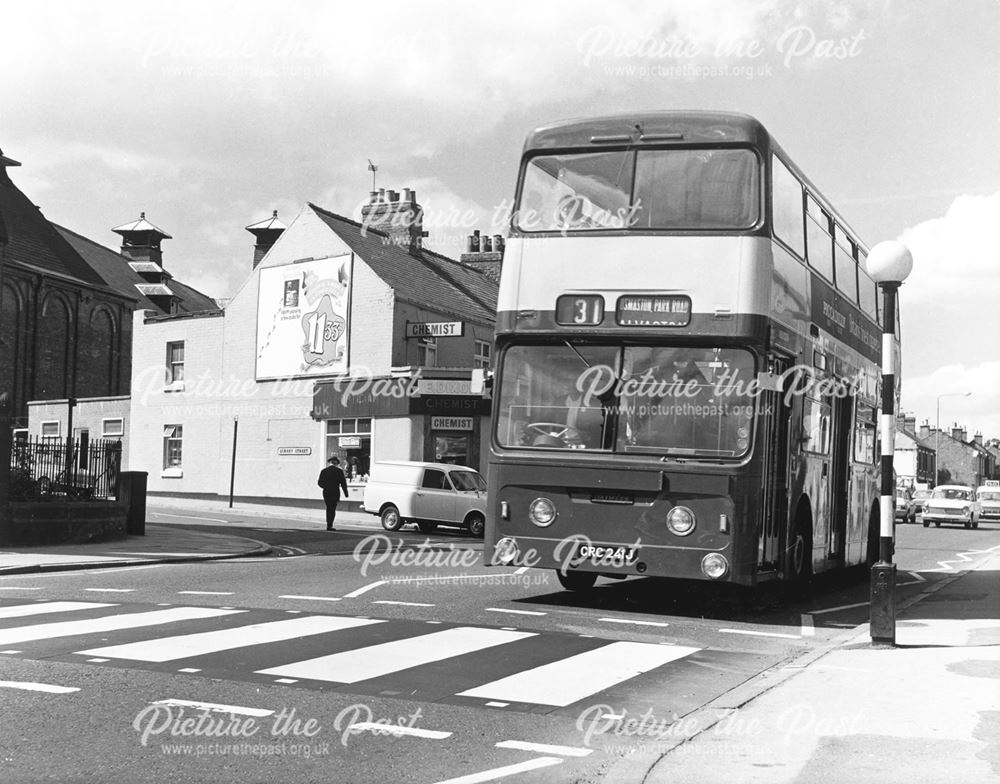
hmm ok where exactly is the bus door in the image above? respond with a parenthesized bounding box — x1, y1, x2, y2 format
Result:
(757, 359, 790, 569)
(826, 393, 853, 561)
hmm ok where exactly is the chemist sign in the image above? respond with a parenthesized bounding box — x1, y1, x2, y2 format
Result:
(430, 417, 474, 431)
(406, 321, 464, 338)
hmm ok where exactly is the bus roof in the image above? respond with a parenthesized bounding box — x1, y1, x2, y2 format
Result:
(522, 111, 769, 152)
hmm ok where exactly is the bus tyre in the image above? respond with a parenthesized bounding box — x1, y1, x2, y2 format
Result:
(789, 516, 812, 588)
(380, 505, 404, 532)
(556, 569, 597, 592)
(417, 521, 438, 534)
(466, 513, 485, 539)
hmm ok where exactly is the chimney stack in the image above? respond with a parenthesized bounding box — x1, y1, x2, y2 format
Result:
(974, 432, 983, 447)
(360, 187, 427, 255)
(952, 424, 965, 442)
(459, 228, 505, 282)
(111, 211, 172, 268)
(903, 414, 916, 434)
(245, 210, 287, 269)
(919, 420, 930, 440)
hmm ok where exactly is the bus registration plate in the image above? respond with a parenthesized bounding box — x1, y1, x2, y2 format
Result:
(616, 295, 691, 326)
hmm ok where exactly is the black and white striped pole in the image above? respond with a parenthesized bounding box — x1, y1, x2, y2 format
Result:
(866, 240, 913, 647)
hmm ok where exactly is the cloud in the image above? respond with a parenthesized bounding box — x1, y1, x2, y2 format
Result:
(898, 190, 1000, 305)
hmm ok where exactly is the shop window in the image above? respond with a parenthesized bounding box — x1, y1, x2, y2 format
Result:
(163, 424, 183, 476)
(326, 418, 372, 482)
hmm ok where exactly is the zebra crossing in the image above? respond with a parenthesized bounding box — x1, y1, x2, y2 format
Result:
(0, 599, 712, 714)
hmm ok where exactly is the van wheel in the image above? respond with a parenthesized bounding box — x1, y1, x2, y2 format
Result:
(380, 505, 404, 531)
(417, 521, 438, 534)
(556, 569, 597, 591)
(466, 513, 485, 539)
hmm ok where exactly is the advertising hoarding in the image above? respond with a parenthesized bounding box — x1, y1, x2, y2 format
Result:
(256, 255, 352, 379)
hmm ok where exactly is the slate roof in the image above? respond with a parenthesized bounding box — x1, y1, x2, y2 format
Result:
(56, 224, 220, 315)
(0, 167, 117, 291)
(310, 203, 497, 324)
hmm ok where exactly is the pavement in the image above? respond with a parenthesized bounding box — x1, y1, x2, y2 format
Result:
(1, 501, 998, 782)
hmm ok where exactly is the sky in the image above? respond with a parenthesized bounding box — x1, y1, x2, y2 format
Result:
(1, 0, 998, 438)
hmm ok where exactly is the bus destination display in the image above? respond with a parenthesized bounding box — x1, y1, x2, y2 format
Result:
(616, 295, 691, 326)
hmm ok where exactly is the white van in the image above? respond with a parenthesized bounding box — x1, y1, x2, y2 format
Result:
(977, 481, 1000, 521)
(362, 461, 488, 537)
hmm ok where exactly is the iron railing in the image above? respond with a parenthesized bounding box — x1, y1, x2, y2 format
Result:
(10, 437, 122, 501)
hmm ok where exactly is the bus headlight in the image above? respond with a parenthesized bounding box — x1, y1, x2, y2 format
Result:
(529, 497, 557, 527)
(666, 506, 696, 536)
(701, 553, 729, 579)
(494, 537, 519, 565)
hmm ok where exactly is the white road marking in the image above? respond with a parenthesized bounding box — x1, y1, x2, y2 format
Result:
(86, 658, 109, 663)
(0, 587, 42, 591)
(279, 595, 342, 602)
(87, 564, 167, 576)
(372, 600, 436, 607)
(485, 701, 508, 708)
(484, 608, 546, 616)
(80, 616, 382, 662)
(151, 699, 273, 717)
(495, 740, 593, 757)
(257, 627, 535, 684)
(84, 588, 135, 593)
(458, 641, 699, 707)
(178, 591, 234, 596)
(178, 668, 201, 673)
(114, 552, 226, 557)
(431, 757, 564, 784)
(343, 581, 387, 598)
(150, 512, 231, 523)
(718, 628, 800, 639)
(800, 614, 815, 637)
(349, 722, 452, 740)
(0, 601, 114, 619)
(0, 607, 243, 646)
(598, 617, 670, 628)
(0, 680, 80, 694)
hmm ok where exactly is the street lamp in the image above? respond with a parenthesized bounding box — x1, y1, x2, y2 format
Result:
(866, 240, 913, 647)
(935, 392, 972, 485)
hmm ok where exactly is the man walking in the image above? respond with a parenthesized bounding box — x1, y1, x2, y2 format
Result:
(317, 456, 349, 530)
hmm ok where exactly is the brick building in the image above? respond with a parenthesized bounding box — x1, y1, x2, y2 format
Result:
(128, 189, 498, 505)
(919, 421, 996, 488)
(0, 149, 134, 434)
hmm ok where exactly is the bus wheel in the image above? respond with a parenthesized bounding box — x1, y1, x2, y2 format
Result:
(380, 505, 404, 531)
(556, 570, 597, 592)
(789, 516, 812, 588)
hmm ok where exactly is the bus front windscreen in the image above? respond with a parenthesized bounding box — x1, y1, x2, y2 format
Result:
(496, 344, 756, 458)
(515, 147, 759, 232)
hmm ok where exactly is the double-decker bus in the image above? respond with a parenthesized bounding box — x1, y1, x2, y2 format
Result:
(485, 112, 894, 589)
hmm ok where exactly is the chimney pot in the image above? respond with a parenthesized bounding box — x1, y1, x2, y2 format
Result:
(482, 236, 493, 252)
(388, 190, 399, 203)
(466, 234, 475, 253)
(378, 188, 386, 202)
(402, 188, 413, 202)
(493, 235, 504, 253)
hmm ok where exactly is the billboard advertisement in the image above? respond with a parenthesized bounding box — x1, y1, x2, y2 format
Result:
(256, 254, 352, 379)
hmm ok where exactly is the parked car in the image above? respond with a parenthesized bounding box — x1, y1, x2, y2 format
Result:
(911, 488, 932, 517)
(894, 487, 915, 524)
(362, 461, 487, 537)
(921, 485, 981, 529)
(977, 483, 1000, 521)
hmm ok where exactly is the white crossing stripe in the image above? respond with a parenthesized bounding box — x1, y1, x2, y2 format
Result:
(495, 740, 592, 757)
(349, 722, 452, 740)
(0, 680, 80, 694)
(79, 616, 383, 662)
(457, 640, 700, 707)
(0, 601, 115, 619)
(257, 626, 535, 683)
(151, 698, 273, 717)
(0, 607, 243, 646)
(432, 757, 564, 784)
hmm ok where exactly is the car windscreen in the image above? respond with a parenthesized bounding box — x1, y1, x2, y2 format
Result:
(450, 471, 486, 492)
(932, 488, 970, 500)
